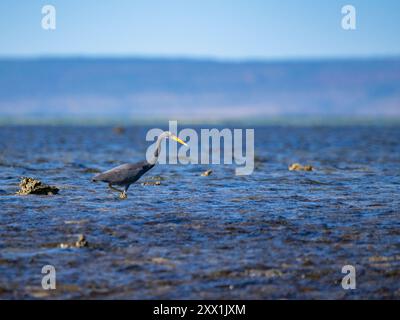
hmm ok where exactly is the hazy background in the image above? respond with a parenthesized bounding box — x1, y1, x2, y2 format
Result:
(0, 0, 399, 122)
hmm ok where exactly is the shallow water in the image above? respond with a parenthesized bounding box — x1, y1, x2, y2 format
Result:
(0, 125, 399, 299)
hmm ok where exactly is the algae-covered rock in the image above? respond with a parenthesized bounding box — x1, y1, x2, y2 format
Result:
(16, 177, 59, 195)
(141, 181, 161, 186)
(288, 163, 314, 172)
(75, 234, 88, 248)
(141, 176, 163, 186)
(60, 234, 88, 249)
(201, 169, 213, 176)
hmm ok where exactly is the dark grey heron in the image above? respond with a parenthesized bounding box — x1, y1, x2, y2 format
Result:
(92, 131, 187, 199)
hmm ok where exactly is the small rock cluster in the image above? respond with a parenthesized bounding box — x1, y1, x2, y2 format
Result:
(141, 181, 161, 186)
(60, 234, 88, 249)
(16, 177, 59, 195)
(288, 163, 314, 171)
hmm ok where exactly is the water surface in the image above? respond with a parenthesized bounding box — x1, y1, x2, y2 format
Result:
(0, 125, 399, 299)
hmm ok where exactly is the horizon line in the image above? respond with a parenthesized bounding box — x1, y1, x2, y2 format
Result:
(0, 53, 399, 63)
(2, 115, 400, 127)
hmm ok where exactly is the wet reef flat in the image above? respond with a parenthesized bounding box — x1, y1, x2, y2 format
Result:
(0, 125, 399, 299)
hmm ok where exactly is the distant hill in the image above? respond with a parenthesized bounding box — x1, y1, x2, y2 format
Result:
(0, 57, 399, 120)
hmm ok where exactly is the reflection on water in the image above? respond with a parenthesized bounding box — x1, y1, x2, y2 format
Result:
(0, 125, 399, 299)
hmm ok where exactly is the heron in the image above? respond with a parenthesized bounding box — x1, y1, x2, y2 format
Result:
(92, 131, 188, 199)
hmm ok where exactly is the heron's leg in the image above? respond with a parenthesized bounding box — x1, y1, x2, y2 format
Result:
(108, 183, 124, 194)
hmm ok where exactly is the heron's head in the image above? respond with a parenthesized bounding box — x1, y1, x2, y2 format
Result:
(164, 131, 188, 146)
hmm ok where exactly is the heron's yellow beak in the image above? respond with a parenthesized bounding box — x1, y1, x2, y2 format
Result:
(171, 135, 188, 146)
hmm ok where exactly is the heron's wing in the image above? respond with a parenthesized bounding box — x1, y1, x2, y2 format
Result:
(93, 161, 154, 184)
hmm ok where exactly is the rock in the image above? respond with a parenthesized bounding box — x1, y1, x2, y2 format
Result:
(201, 169, 213, 176)
(113, 126, 126, 135)
(288, 163, 313, 171)
(60, 234, 88, 249)
(75, 234, 88, 248)
(245, 268, 283, 278)
(141, 181, 161, 186)
(81, 167, 101, 174)
(16, 177, 59, 195)
(150, 257, 174, 266)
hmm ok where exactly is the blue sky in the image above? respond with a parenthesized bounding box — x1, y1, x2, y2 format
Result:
(1, 0, 399, 59)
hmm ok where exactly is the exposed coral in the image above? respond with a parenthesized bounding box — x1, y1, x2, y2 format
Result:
(201, 169, 213, 176)
(288, 163, 313, 171)
(16, 177, 59, 195)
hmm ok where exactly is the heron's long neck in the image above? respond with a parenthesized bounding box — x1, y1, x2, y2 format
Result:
(149, 134, 166, 165)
